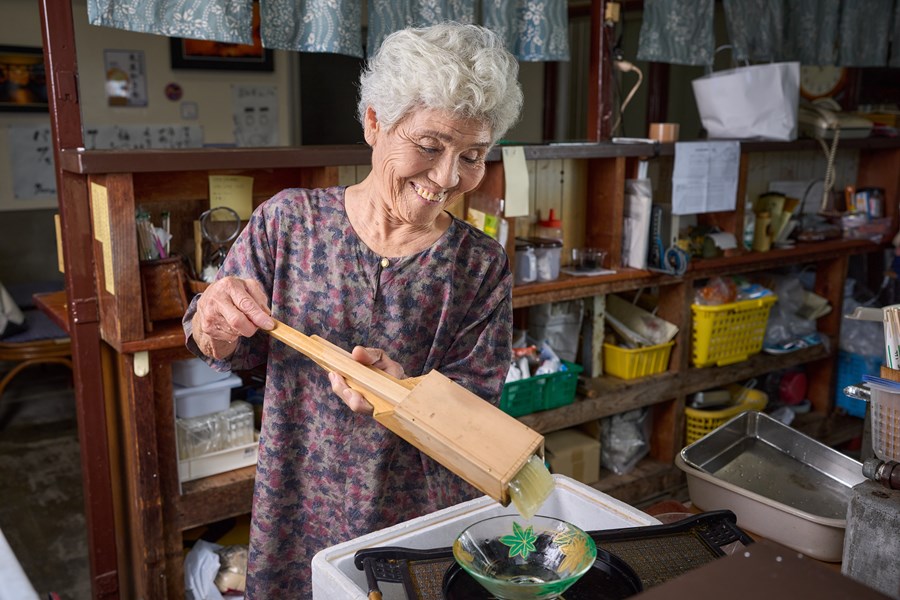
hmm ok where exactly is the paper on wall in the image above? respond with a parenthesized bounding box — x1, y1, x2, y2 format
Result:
(232, 84, 278, 147)
(671, 141, 740, 215)
(502, 146, 529, 217)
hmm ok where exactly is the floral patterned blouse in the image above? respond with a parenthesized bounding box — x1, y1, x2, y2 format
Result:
(183, 187, 512, 598)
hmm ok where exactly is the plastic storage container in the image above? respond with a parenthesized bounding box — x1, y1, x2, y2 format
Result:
(535, 208, 563, 242)
(835, 351, 882, 418)
(176, 400, 255, 460)
(863, 380, 900, 462)
(171, 357, 231, 387)
(513, 239, 537, 285)
(174, 372, 242, 418)
(691, 295, 777, 367)
(500, 360, 583, 417)
(684, 386, 768, 444)
(603, 341, 674, 380)
(521, 237, 563, 281)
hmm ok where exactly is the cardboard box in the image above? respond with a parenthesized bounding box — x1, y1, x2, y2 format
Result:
(544, 428, 601, 484)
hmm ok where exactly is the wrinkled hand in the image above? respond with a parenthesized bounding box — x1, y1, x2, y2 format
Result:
(328, 347, 406, 415)
(191, 276, 274, 359)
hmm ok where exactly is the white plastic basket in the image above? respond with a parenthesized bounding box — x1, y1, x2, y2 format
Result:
(867, 382, 900, 463)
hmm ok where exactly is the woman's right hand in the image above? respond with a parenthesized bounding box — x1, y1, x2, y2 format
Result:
(191, 276, 275, 359)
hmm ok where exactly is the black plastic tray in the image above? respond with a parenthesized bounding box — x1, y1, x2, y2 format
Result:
(353, 510, 754, 599)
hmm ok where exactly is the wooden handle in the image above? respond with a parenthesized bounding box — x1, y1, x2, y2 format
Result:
(367, 592, 383, 600)
(265, 319, 411, 413)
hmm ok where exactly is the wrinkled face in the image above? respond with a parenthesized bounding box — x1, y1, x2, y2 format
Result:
(365, 107, 492, 225)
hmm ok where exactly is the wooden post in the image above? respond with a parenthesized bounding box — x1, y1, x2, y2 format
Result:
(38, 0, 120, 597)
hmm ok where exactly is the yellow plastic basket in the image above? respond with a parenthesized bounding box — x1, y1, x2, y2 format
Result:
(684, 386, 768, 444)
(603, 341, 674, 380)
(691, 295, 777, 367)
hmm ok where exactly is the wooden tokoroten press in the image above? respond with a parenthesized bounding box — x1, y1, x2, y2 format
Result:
(267, 319, 545, 507)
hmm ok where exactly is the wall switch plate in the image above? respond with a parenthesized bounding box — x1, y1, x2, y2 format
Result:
(180, 101, 198, 120)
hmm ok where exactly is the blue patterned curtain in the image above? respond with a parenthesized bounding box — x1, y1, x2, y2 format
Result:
(722, 0, 785, 62)
(480, 0, 570, 62)
(838, 0, 893, 66)
(87, 0, 254, 44)
(636, 0, 715, 66)
(781, 0, 840, 65)
(892, 0, 900, 67)
(366, 1, 477, 58)
(261, 0, 362, 55)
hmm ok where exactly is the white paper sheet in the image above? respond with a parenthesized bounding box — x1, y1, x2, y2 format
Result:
(671, 141, 740, 215)
(502, 146, 529, 217)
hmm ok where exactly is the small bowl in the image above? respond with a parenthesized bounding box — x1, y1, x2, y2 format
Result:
(452, 515, 597, 600)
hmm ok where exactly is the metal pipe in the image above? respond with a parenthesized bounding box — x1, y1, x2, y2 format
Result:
(862, 458, 900, 490)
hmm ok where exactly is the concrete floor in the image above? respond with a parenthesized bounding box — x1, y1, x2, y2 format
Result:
(0, 363, 90, 600)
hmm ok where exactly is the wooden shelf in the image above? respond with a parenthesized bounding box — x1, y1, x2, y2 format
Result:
(512, 238, 880, 309)
(592, 459, 685, 507)
(520, 345, 830, 434)
(59, 137, 900, 175)
(177, 466, 255, 531)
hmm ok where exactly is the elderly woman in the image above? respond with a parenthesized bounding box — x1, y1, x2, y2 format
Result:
(184, 22, 523, 598)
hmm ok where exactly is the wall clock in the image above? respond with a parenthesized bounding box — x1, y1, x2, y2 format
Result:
(800, 65, 848, 100)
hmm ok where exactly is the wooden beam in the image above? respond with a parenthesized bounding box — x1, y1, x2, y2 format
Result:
(38, 1, 119, 597)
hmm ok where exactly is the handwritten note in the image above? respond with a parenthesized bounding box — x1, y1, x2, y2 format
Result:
(209, 175, 254, 220)
(671, 141, 740, 215)
(7, 124, 57, 199)
(83, 124, 203, 150)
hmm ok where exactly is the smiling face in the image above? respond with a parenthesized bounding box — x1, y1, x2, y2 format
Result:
(364, 106, 492, 226)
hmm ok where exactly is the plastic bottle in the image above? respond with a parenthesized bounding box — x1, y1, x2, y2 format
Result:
(536, 209, 563, 242)
(743, 200, 756, 250)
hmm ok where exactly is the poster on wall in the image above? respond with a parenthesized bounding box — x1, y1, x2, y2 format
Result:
(103, 49, 148, 107)
(0, 46, 48, 112)
(7, 123, 56, 200)
(232, 84, 278, 147)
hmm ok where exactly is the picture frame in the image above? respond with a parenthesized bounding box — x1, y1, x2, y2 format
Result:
(169, 3, 273, 72)
(169, 37, 274, 72)
(0, 45, 49, 112)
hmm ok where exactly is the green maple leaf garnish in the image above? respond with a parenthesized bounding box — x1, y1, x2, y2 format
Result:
(499, 521, 538, 560)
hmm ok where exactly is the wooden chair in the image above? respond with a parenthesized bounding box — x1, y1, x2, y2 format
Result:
(0, 308, 73, 402)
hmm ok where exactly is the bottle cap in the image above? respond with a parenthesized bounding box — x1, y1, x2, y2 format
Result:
(537, 208, 562, 228)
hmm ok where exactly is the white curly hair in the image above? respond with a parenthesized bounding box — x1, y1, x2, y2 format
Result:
(357, 22, 523, 144)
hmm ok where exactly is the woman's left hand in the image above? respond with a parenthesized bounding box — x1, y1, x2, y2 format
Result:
(328, 347, 406, 415)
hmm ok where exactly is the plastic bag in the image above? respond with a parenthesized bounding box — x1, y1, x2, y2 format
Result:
(528, 301, 584, 363)
(841, 296, 884, 358)
(692, 60, 800, 140)
(763, 275, 816, 348)
(601, 408, 651, 476)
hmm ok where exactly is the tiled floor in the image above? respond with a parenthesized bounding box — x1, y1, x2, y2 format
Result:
(0, 363, 90, 600)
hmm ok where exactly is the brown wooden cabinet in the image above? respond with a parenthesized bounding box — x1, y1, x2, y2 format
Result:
(53, 137, 899, 597)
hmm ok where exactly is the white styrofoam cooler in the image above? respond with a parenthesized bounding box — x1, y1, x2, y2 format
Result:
(171, 357, 232, 387)
(174, 373, 242, 418)
(311, 474, 657, 599)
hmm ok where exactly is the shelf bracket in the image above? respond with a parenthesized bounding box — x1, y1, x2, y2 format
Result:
(133, 351, 149, 377)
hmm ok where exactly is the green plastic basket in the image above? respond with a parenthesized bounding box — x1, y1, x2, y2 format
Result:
(500, 360, 583, 417)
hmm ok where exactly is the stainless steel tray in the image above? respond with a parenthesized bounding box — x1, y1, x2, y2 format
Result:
(677, 411, 866, 561)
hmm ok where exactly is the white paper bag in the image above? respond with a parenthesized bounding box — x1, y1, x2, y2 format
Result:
(692, 61, 800, 141)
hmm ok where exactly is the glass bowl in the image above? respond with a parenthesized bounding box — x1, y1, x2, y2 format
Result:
(452, 514, 597, 600)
